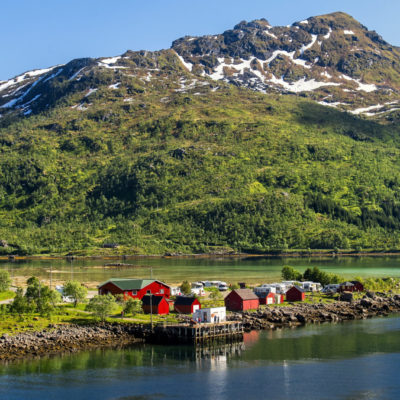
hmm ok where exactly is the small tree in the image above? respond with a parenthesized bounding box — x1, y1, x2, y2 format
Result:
(180, 280, 192, 295)
(63, 281, 88, 307)
(24, 276, 61, 316)
(281, 266, 302, 281)
(0, 270, 11, 292)
(9, 287, 33, 319)
(86, 294, 118, 321)
(123, 298, 142, 317)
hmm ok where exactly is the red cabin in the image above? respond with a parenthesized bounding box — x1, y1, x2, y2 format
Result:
(351, 281, 364, 292)
(98, 279, 170, 300)
(142, 295, 170, 315)
(338, 281, 364, 293)
(286, 286, 305, 302)
(174, 296, 201, 314)
(258, 292, 276, 305)
(225, 289, 260, 311)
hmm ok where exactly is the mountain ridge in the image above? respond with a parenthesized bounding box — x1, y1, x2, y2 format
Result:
(1, 12, 400, 122)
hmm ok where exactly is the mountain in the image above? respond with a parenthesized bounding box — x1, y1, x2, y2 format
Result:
(1, 12, 400, 255)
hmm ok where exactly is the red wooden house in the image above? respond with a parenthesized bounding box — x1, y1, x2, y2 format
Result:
(174, 296, 201, 314)
(338, 281, 364, 293)
(142, 295, 170, 315)
(98, 279, 170, 300)
(351, 281, 364, 292)
(286, 286, 305, 302)
(258, 292, 276, 305)
(225, 289, 259, 311)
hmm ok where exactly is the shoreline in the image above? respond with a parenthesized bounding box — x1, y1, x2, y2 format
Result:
(230, 293, 400, 331)
(0, 322, 149, 363)
(1, 293, 400, 363)
(2, 251, 400, 261)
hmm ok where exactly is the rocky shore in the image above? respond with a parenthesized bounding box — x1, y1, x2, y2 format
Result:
(228, 292, 400, 331)
(0, 322, 149, 362)
(2, 293, 400, 363)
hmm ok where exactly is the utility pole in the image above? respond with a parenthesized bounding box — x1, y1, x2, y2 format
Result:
(150, 293, 153, 331)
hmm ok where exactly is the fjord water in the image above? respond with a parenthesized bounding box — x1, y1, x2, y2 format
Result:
(2, 255, 400, 285)
(1, 315, 400, 399)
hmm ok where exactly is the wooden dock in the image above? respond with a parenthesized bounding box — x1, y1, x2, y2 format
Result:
(151, 321, 243, 345)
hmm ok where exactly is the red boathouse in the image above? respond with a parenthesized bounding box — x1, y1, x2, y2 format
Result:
(142, 295, 170, 315)
(338, 281, 364, 293)
(286, 286, 305, 302)
(258, 292, 276, 305)
(225, 289, 260, 311)
(98, 279, 170, 300)
(174, 296, 201, 314)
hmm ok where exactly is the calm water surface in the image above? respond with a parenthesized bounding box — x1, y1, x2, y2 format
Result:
(1, 316, 400, 399)
(2, 256, 400, 286)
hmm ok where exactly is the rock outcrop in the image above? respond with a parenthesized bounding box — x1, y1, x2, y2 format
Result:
(228, 294, 400, 331)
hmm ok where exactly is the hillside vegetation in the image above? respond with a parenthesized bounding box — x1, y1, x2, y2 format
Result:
(1, 53, 400, 255)
(1, 12, 400, 255)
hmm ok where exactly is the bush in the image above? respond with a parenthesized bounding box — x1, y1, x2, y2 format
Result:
(63, 281, 88, 307)
(86, 294, 118, 321)
(180, 280, 191, 295)
(282, 266, 302, 281)
(123, 298, 142, 317)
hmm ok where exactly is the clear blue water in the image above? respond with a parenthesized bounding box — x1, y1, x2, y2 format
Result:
(1, 315, 400, 400)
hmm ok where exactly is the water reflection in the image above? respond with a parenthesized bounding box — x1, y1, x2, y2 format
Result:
(1, 317, 400, 399)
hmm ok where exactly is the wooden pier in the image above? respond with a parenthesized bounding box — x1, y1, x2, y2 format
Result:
(151, 321, 243, 345)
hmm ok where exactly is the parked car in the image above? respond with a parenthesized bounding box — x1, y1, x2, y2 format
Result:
(218, 282, 229, 291)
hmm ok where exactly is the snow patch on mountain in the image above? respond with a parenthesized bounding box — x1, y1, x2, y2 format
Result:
(323, 28, 332, 40)
(175, 53, 193, 72)
(268, 75, 340, 93)
(341, 75, 377, 92)
(0, 66, 58, 92)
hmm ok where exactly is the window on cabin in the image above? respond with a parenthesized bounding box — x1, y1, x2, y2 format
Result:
(160, 289, 164, 294)
(147, 290, 151, 294)
(132, 290, 137, 295)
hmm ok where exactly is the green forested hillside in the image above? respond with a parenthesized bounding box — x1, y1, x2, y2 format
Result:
(1, 51, 400, 255)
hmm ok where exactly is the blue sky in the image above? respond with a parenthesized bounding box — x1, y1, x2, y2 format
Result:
(1, 0, 399, 80)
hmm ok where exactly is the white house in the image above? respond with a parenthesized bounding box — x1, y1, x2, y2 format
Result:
(193, 307, 226, 323)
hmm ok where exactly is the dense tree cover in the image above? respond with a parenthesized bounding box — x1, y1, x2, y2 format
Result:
(1, 61, 400, 255)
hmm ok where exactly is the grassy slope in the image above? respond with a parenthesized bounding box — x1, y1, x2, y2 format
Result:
(1, 56, 400, 255)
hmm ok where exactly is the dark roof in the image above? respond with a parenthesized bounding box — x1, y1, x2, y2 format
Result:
(288, 285, 305, 293)
(230, 289, 259, 301)
(98, 279, 169, 290)
(142, 295, 166, 306)
(174, 296, 198, 306)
